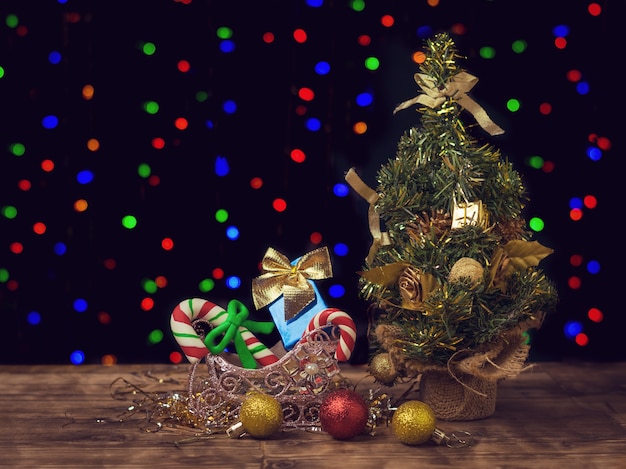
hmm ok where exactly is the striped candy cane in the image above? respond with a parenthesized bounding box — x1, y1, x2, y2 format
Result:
(300, 308, 357, 362)
(171, 297, 279, 367)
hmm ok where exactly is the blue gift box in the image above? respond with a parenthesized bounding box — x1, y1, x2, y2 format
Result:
(268, 265, 327, 350)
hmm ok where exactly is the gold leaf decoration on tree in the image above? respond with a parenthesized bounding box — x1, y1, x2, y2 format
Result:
(500, 240, 554, 277)
(358, 262, 411, 288)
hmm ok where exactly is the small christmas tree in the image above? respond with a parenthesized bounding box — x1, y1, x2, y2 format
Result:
(347, 33, 558, 420)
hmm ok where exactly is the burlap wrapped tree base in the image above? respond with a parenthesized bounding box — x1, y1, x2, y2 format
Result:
(419, 370, 497, 421)
(375, 323, 535, 421)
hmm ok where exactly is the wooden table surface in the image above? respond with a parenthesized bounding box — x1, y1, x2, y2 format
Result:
(1, 360, 625, 468)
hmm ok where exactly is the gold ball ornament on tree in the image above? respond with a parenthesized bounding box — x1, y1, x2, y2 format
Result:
(369, 352, 399, 385)
(320, 388, 370, 440)
(239, 392, 284, 438)
(391, 400, 437, 445)
(448, 257, 484, 285)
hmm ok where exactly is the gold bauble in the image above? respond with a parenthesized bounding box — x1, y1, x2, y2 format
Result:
(369, 353, 398, 385)
(239, 392, 284, 438)
(391, 400, 437, 445)
(448, 257, 484, 285)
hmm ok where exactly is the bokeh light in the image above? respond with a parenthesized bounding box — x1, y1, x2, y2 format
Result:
(0, 0, 615, 365)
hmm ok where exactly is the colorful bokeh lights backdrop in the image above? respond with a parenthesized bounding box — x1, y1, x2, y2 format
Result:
(0, 0, 620, 364)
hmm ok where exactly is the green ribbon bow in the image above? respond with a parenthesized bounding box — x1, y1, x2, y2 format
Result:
(203, 299, 275, 369)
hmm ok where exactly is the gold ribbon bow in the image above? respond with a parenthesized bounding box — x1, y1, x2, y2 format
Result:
(393, 71, 504, 136)
(345, 167, 391, 265)
(252, 246, 333, 321)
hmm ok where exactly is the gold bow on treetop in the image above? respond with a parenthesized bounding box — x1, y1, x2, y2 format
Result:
(393, 71, 505, 136)
(251, 246, 333, 321)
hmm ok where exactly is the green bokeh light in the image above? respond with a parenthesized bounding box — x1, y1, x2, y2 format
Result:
(216, 26, 233, 39)
(5, 14, 18, 28)
(199, 278, 215, 292)
(142, 42, 156, 55)
(479, 46, 496, 59)
(506, 98, 521, 112)
(121, 215, 138, 229)
(137, 163, 151, 178)
(143, 100, 159, 114)
(195, 91, 209, 102)
(512, 40, 527, 53)
(2, 205, 17, 219)
(148, 329, 164, 345)
(529, 217, 545, 232)
(9, 142, 25, 156)
(142, 278, 158, 294)
(350, 0, 365, 12)
(0, 66, 5, 79)
(215, 208, 229, 223)
(0, 268, 9, 283)
(364, 56, 380, 71)
(528, 155, 544, 169)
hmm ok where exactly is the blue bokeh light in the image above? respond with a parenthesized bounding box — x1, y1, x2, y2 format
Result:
(416, 25, 434, 39)
(73, 298, 88, 313)
(568, 197, 583, 209)
(53, 242, 67, 256)
(215, 156, 229, 176)
(314, 61, 330, 75)
(223, 100, 237, 114)
(333, 183, 349, 197)
(226, 275, 241, 289)
(587, 260, 600, 275)
(356, 92, 373, 107)
(226, 225, 240, 240)
(27, 311, 41, 325)
(563, 320, 583, 339)
(333, 243, 348, 256)
(76, 169, 94, 184)
(70, 350, 85, 365)
(576, 81, 590, 95)
(219, 40, 235, 53)
(48, 51, 62, 64)
(328, 283, 345, 299)
(586, 146, 601, 162)
(42, 115, 59, 129)
(552, 24, 570, 37)
(306, 117, 321, 131)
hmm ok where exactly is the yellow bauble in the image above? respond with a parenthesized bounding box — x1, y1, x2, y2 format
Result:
(391, 400, 437, 445)
(369, 353, 398, 385)
(448, 257, 483, 285)
(239, 392, 284, 438)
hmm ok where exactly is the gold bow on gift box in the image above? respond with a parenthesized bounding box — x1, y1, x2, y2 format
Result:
(251, 246, 333, 321)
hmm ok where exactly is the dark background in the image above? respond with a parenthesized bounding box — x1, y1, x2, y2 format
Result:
(0, 0, 621, 364)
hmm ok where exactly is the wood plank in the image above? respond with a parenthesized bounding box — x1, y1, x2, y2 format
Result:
(1, 362, 625, 468)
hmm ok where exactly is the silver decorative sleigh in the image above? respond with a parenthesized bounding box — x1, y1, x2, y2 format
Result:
(184, 324, 351, 433)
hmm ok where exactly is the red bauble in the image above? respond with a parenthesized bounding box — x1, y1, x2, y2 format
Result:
(319, 388, 369, 440)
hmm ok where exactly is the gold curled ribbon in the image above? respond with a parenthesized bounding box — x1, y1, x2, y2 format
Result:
(345, 167, 390, 265)
(251, 246, 333, 321)
(393, 71, 504, 136)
